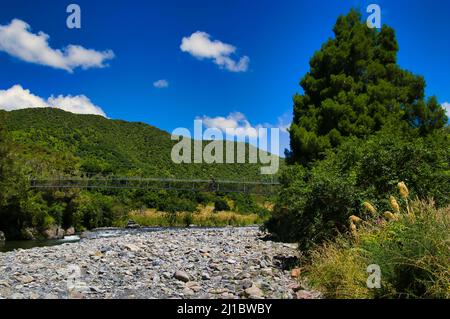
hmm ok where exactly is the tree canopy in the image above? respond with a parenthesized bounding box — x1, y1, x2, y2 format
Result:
(289, 10, 447, 165)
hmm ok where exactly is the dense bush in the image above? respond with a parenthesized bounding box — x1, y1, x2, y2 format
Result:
(265, 125, 450, 251)
(214, 198, 231, 212)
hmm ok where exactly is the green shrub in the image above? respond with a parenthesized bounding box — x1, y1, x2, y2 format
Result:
(214, 198, 230, 211)
(265, 126, 450, 251)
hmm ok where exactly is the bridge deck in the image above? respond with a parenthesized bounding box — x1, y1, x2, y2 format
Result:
(29, 177, 280, 195)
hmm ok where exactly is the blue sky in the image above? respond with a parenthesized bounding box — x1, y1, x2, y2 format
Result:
(0, 0, 449, 155)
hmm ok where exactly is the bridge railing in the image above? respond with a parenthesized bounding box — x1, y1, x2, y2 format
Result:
(29, 176, 280, 195)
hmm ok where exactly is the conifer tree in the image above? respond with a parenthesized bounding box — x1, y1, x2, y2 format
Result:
(289, 10, 447, 165)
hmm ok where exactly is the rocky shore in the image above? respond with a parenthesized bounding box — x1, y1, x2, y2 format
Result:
(0, 227, 319, 299)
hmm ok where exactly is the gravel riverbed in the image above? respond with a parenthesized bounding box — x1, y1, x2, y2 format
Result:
(0, 227, 318, 299)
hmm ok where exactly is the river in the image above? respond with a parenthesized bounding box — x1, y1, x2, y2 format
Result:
(0, 226, 227, 253)
(0, 235, 81, 253)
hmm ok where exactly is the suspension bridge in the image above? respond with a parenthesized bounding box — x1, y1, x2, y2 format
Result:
(29, 176, 280, 195)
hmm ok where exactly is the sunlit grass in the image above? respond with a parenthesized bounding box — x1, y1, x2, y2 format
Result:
(126, 205, 263, 227)
(303, 183, 450, 299)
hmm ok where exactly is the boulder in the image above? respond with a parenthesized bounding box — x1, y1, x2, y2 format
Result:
(21, 227, 37, 240)
(43, 226, 65, 239)
(65, 227, 75, 236)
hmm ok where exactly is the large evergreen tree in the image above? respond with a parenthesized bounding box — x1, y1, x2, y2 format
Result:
(289, 10, 447, 165)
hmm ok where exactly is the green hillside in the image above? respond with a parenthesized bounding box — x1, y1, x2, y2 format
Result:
(1, 108, 279, 180)
(0, 108, 280, 239)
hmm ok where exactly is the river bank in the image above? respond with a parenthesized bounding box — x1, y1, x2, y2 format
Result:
(0, 227, 318, 299)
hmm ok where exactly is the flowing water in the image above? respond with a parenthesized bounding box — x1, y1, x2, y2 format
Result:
(0, 235, 81, 253)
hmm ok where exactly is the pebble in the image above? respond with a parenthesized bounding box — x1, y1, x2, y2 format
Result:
(174, 271, 190, 283)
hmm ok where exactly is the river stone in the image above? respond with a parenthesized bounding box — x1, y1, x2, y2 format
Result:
(43, 226, 65, 239)
(182, 287, 195, 296)
(173, 271, 190, 282)
(123, 243, 140, 252)
(185, 281, 201, 292)
(245, 285, 264, 299)
(201, 272, 211, 280)
(296, 290, 320, 299)
(16, 275, 34, 284)
(65, 227, 75, 236)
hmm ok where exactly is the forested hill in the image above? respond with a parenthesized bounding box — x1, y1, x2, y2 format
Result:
(0, 108, 279, 180)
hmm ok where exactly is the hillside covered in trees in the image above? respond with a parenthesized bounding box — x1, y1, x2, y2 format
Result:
(1, 107, 275, 180)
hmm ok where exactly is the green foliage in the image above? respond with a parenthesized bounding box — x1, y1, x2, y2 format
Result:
(214, 198, 231, 211)
(1, 107, 276, 180)
(304, 199, 450, 299)
(268, 9, 449, 261)
(289, 10, 447, 165)
(0, 108, 273, 238)
(266, 126, 450, 251)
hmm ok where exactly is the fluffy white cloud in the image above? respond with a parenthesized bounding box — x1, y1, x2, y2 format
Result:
(180, 31, 249, 72)
(197, 112, 292, 156)
(0, 85, 106, 117)
(47, 95, 106, 116)
(153, 79, 169, 89)
(442, 102, 450, 119)
(0, 84, 47, 111)
(0, 19, 114, 72)
(199, 112, 259, 138)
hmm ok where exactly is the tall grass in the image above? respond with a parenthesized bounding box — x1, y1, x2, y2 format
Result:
(303, 183, 450, 299)
(127, 205, 263, 227)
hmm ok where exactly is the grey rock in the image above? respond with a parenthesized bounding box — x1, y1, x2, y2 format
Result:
(65, 227, 76, 236)
(245, 285, 264, 299)
(173, 270, 190, 283)
(43, 226, 65, 239)
(15, 275, 34, 284)
(201, 272, 211, 280)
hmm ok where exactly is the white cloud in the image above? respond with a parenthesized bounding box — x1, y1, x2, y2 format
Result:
(153, 79, 169, 89)
(0, 85, 106, 117)
(197, 112, 292, 156)
(180, 31, 249, 72)
(0, 19, 114, 72)
(47, 95, 106, 117)
(442, 102, 450, 119)
(199, 112, 259, 138)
